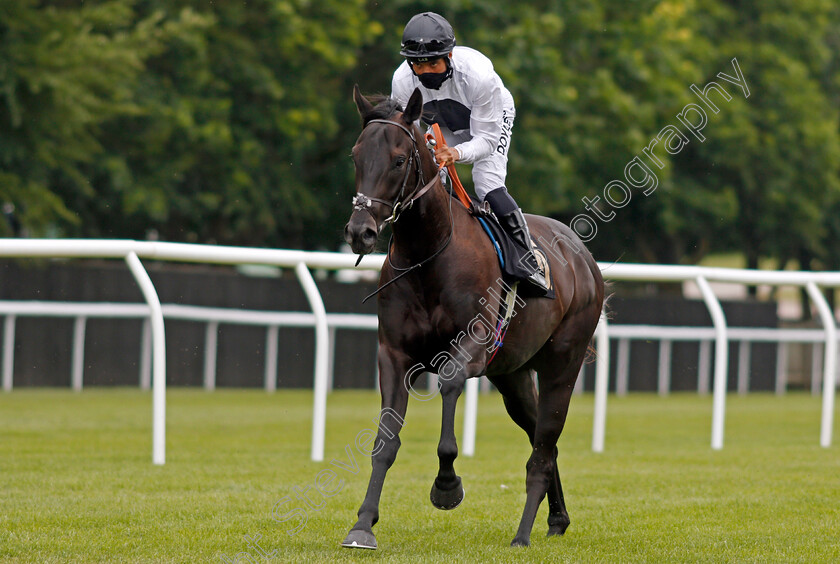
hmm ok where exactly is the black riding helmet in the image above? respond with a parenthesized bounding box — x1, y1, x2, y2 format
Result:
(400, 12, 456, 62)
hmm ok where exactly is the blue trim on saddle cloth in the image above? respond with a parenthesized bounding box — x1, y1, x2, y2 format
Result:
(476, 217, 504, 269)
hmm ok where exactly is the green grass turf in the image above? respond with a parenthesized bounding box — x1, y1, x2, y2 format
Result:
(1, 389, 839, 563)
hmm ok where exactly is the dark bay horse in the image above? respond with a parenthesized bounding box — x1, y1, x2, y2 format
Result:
(342, 85, 604, 548)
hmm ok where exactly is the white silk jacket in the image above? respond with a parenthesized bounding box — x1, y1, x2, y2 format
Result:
(391, 46, 515, 165)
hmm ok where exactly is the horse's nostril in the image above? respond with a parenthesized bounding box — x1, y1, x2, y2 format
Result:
(362, 227, 377, 243)
(344, 222, 377, 250)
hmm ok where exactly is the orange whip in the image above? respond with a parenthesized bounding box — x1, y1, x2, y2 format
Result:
(425, 123, 471, 210)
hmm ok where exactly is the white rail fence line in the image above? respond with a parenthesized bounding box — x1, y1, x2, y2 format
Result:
(0, 239, 385, 465)
(592, 266, 839, 452)
(0, 240, 838, 465)
(604, 327, 830, 397)
(0, 302, 379, 394)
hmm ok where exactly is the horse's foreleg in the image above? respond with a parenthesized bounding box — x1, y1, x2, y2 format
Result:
(430, 334, 487, 510)
(342, 346, 415, 550)
(430, 372, 467, 509)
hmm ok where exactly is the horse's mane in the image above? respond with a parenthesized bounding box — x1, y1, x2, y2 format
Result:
(361, 95, 403, 126)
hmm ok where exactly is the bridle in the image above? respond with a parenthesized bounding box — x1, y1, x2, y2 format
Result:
(351, 118, 439, 227)
(351, 117, 455, 302)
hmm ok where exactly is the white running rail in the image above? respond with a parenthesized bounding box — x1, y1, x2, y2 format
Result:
(0, 239, 383, 465)
(0, 240, 838, 464)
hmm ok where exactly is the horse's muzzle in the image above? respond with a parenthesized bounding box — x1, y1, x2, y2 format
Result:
(344, 214, 378, 256)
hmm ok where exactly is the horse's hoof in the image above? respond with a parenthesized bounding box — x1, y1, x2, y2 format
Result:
(547, 524, 568, 537)
(510, 536, 530, 547)
(430, 476, 465, 510)
(547, 516, 570, 536)
(341, 529, 377, 550)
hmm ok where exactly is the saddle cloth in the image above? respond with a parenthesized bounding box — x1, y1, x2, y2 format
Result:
(451, 190, 556, 300)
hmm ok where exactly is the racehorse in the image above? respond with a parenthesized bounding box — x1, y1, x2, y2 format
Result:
(342, 85, 605, 548)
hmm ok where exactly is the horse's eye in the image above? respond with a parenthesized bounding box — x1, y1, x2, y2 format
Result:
(394, 156, 407, 168)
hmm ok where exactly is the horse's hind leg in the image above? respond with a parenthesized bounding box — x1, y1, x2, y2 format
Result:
(489, 369, 570, 537)
(545, 444, 570, 536)
(510, 348, 586, 547)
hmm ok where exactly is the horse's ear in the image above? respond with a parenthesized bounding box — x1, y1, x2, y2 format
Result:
(402, 87, 423, 125)
(353, 84, 374, 117)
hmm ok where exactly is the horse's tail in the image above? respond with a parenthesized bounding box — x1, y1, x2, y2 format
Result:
(582, 281, 613, 365)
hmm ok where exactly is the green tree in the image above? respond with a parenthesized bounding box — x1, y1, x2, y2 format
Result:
(471, 0, 840, 268)
(688, 0, 840, 273)
(1, 0, 381, 248)
(3, 0, 840, 271)
(0, 0, 186, 236)
(84, 0, 381, 248)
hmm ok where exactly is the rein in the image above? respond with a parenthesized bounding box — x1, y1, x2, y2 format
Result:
(353, 117, 455, 303)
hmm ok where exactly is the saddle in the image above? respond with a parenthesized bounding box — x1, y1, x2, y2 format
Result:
(445, 184, 555, 299)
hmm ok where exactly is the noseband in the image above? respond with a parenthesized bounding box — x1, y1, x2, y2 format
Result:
(352, 118, 438, 226)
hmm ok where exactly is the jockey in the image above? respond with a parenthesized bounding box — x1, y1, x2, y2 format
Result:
(391, 11, 549, 293)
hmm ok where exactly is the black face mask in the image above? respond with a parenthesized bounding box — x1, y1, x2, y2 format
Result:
(414, 60, 453, 90)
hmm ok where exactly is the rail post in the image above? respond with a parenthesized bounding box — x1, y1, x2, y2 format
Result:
(696, 276, 728, 450)
(805, 282, 836, 448)
(592, 313, 610, 452)
(295, 262, 329, 462)
(125, 252, 167, 465)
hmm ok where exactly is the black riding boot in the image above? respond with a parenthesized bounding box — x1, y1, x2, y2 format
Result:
(497, 209, 550, 292)
(484, 188, 550, 293)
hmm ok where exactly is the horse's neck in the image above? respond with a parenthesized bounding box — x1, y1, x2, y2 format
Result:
(391, 133, 471, 260)
(391, 175, 456, 261)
